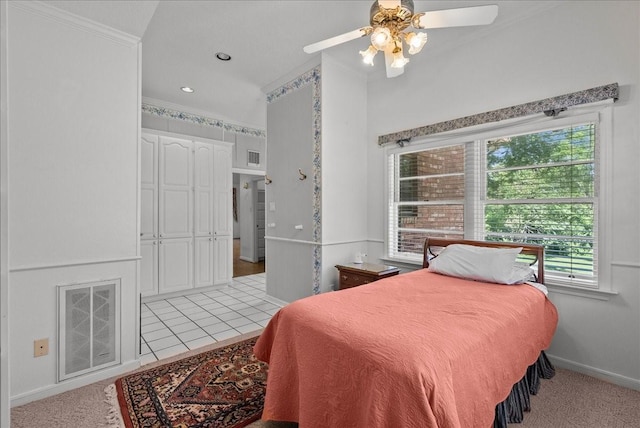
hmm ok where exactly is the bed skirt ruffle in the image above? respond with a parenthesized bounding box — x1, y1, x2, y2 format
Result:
(493, 351, 555, 428)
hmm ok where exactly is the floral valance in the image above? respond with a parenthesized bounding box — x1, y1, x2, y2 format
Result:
(378, 83, 619, 146)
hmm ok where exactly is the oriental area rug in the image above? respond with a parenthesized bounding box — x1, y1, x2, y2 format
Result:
(109, 336, 267, 428)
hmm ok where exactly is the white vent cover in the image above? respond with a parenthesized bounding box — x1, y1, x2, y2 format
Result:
(247, 150, 260, 167)
(58, 279, 121, 381)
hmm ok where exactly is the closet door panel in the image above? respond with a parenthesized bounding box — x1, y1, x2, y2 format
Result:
(162, 190, 191, 236)
(158, 237, 193, 293)
(141, 134, 158, 240)
(194, 142, 214, 237)
(213, 144, 232, 236)
(213, 235, 232, 285)
(194, 236, 214, 288)
(141, 134, 158, 185)
(140, 240, 158, 297)
(140, 187, 157, 240)
(159, 137, 193, 239)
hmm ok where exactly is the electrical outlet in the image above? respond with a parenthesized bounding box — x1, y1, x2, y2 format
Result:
(34, 338, 49, 357)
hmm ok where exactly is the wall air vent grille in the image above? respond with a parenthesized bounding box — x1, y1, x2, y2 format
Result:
(247, 150, 260, 167)
(58, 279, 121, 381)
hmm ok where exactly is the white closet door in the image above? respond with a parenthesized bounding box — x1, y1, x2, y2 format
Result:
(140, 240, 158, 297)
(194, 236, 214, 288)
(213, 235, 232, 285)
(213, 143, 233, 237)
(159, 137, 193, 239)
(140, 134, 158, 240)
(194, 142, 214, 237)
(158, 237, 193, 294)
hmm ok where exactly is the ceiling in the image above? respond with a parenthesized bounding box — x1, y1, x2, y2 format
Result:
(46, 1, 557, 128)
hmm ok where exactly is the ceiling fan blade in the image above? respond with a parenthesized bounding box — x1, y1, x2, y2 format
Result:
(413, 5, 498, 30)
(303, 27, 372, 54)
(384, 50, 404, 78)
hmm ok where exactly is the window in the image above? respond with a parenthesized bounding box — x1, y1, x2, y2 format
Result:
(388, 144, 466, 257)
(483, 123, 596, 285)
(387, 109, 609, 289)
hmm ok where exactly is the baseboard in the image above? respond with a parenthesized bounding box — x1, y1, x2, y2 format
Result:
(10, 360, 140, 407)
(547, 354, 640, 391)
(239, 256, 258, 263)
(142, 284, 228, 302)
(264, 295, 289, 307)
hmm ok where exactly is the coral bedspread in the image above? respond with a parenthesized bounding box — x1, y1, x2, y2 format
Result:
(254, 269, 558, 428)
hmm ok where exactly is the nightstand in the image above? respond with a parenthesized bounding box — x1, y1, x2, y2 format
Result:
(335, 262, 400, 290)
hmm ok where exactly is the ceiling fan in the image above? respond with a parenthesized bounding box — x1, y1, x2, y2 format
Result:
(303, 0, 498, 78)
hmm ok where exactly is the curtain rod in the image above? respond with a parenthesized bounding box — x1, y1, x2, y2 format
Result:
(378, 83, 619, 146)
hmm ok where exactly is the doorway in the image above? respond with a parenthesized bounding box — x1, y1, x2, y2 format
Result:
(233, 173, 266, 278)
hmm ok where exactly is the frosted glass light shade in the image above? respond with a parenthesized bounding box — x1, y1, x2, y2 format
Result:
(359, 45, 378, 66)
(405, 32, 428, 55)
(371, 27, 392, 50)
(391, 49, 410, 68)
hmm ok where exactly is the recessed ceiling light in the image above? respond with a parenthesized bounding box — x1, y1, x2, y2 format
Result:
(215, 52, 231, 61)
(180, 86, 194, 93)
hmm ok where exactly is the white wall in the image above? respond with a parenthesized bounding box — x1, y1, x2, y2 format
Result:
(6, 2, 141, 404)
(320, 54, 369, 291)
(265, 78, 315, 301)
(321, 54, 368, 246)
(366, 1, 640, 389)
(0, 0, 9, 423)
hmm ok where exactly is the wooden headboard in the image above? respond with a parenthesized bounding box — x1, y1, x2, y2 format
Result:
(422, 237, 545, 284)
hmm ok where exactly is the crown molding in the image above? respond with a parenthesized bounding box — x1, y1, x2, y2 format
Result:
(9, 1, 139, 47)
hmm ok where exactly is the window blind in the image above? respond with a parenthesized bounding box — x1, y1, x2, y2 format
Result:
(388, 144, 466, 260)
(481, 123, 597, 284)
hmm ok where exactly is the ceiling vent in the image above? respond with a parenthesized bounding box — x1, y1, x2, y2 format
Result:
(247, 150, 260, 167)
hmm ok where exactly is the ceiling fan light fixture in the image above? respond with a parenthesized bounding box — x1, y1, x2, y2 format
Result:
(359, 45, 378, 66)
(405, 31, 428, 55)
(371, 26, 392, 50)
(303, 1, 498, 79)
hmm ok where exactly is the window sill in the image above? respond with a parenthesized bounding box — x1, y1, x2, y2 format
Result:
(379, 257, 423, 271)
(546, 282, 618, 301)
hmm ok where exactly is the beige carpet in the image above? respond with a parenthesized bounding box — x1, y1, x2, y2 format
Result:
(11, 344, 640, 427)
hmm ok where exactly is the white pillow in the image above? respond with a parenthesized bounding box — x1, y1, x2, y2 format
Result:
(428, 244, 524, 284)
(506, 262, 536, 284)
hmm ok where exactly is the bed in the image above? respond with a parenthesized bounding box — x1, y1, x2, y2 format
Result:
(254, 238, 558, 427)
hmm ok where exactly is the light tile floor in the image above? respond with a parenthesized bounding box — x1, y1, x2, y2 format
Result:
(140, 273, 280, 365)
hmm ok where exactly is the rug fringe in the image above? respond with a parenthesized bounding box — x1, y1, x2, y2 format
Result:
(104, 383, 125, 428)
